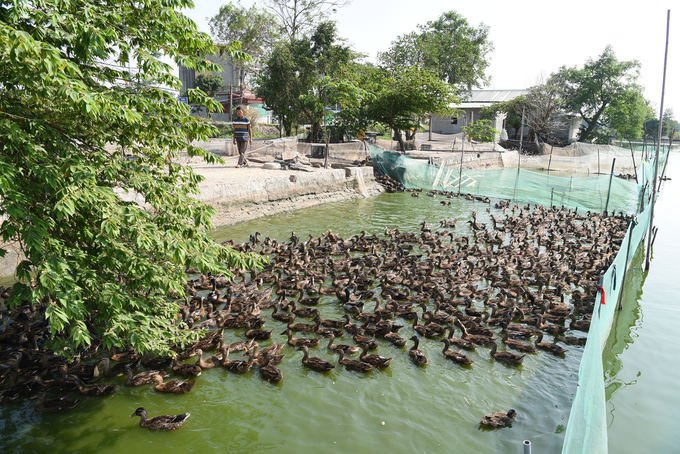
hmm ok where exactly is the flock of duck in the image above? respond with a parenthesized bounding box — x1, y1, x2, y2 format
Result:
(0, 197, 630, 430)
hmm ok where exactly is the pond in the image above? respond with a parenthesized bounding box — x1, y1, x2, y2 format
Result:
(4, 156, 675, 453)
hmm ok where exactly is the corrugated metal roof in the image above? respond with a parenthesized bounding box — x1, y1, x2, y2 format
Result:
(449, 89, 528, 108)
(468, 89, 527, 103)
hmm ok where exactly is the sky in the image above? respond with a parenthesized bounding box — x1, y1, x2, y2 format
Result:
(183, 0, 678, 117)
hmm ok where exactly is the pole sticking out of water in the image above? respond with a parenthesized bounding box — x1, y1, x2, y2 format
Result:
(523, 440, 532, 454)
(646, 9, 671, 271)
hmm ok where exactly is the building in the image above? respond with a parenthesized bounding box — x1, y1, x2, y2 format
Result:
(179, 54, 273, 123)
(431, 89, 528, 136)
(431, 89, 581, 143)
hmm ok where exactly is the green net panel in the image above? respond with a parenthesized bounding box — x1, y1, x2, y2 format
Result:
(369, 143, 668, 453)
(368, 145, 647, 214)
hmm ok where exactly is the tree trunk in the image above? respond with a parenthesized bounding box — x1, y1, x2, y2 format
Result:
(307, 121, 322, 143)
(394, 129, 406, 152)
(528, 129, 535, 142)
(282, 115, 293, 137)
(578, 105, 607, 142)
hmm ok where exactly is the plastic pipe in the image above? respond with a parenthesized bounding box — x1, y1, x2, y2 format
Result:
(523, 440, 532, 454)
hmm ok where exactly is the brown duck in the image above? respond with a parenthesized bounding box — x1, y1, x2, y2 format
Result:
(130, 407, 190, 430)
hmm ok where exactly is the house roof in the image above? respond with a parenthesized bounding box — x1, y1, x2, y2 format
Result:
(450, 89, 528, 109)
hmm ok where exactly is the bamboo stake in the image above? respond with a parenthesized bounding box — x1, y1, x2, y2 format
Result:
(646, 9, 671, 271)
(605, 159, 616, 213)
(518, 104, 525, 171)
(617, 221, 635, 310)
(628, 140, 638, 183)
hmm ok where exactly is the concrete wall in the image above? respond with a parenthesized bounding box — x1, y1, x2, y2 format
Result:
(199, 166, 378, 210)
(432, 109, 497, 134)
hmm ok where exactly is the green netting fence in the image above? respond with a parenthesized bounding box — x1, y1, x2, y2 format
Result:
(369, 145, 646, 215)
(368, 143, 667, 453)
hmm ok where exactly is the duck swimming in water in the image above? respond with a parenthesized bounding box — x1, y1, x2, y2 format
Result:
(130, 407, 190, 430)
(480, 409, 516, 428)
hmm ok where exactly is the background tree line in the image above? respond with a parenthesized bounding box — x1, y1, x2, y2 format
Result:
(208, 1, 494, 150)
(480, 45, 677, 147)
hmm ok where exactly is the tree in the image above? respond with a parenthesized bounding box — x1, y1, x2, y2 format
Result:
(356, 65, 458, 151)
(299, 76, 370, 142)
(480, 96, 525, 140)
(523, 76, 567, 142)
(209, 2, 280, 90)
(553, 46, 644, 142)
(256, 21, 356, 140)
(663, 109, 678, 143)
(195, 73, 224, 97)
(644, 108, 678, 148)
(255, 42, 297, 136)
(378, 11, 493, 93)
(262, 0, 352, 41)
(463, 120, 498, 143)
(0, 0, 264, 358)
(606, 89, 652, 142)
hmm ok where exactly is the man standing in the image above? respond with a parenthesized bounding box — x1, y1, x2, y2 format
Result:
(233, 105, 252, 167)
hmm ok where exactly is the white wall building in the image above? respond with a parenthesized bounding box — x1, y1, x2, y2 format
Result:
(431, 89, 528, 136)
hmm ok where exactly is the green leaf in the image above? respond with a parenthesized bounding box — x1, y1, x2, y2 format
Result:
(0, 0, 265, 358)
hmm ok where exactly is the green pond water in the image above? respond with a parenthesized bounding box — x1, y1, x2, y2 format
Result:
(1, 156, 677, 454)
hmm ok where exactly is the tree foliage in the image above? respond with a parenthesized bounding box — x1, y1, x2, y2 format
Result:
(195, 73, 224, 97)
(479, 96, 525, 140)
(262, 0, 352, 41)
(463, 120, 498, 143)
(255, 21, 356, 139)
(644, 108, 678, 147)
(299, 76, 371, 142)
(378, 11, 493, 92)
(354, 65, 458, 151)
(209, 1, 280, 88)
(523, 77, 567, 142)
(605, 89, 652, 142)
(553, 46, 644, 142)
(0, 0, 264, 357)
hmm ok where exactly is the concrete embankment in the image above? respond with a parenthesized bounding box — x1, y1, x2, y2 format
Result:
(192, 158, 382, 226)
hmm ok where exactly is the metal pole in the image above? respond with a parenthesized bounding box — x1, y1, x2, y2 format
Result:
(646, 9, 671, 271)
(324, 123, 330, 169)
(523, 440, 532, 454)
(597, 148, 600, 174)
(429, 114, 432, 141)
(604, 158, 616, 213)
(458, 117, 467, 195)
